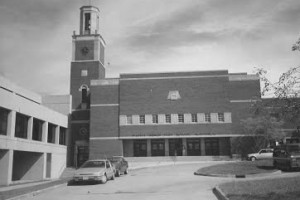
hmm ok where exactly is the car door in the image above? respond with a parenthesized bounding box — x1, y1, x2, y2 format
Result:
(257, 149, 267, 159)
(120, 158, 128, 172)
(106, 161, 114, 178)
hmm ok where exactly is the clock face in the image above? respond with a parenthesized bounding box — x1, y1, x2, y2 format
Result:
(81, 47, 89, 56)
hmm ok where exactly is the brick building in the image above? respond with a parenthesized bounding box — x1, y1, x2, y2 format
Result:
(70, 5, 261, 166)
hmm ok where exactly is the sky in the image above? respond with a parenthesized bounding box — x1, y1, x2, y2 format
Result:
(0, 0, 300, 95)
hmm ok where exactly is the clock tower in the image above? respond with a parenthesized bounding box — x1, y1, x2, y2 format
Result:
(70, 5, 106, 167)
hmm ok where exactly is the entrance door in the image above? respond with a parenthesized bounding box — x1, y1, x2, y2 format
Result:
(151, 139, 165, 156)
(187, 138, 201, 156)
(169, 139, 183, 156)
(133, 140, 147, 157)
(205, 138, 219, 156)
(77, 146, 89, 167)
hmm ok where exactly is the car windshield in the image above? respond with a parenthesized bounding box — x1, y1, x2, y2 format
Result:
(108, 157, 122, 162)
(81, 161, 105, 168)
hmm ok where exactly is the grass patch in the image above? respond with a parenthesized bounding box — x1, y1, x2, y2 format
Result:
(219, 175, 300, 200)
(197, 160, 276, 175)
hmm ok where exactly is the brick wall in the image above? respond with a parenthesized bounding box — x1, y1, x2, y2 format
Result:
(89, 139, 123, 159)
(90, 84, 119, 138)
(119, 76, 231, 114)
(120, 123, 233, 137)
(229, 80, 260, 100)
(90, 106, 119, 137)
(70, 61, 105, 110)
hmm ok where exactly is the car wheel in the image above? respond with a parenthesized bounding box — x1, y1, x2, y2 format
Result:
(111, 173, 115, 180)
(101, 174, 107, 184)
(115, 170, 120, 177)
(250, 157, 256, 161)
(124, 168, 128, 175)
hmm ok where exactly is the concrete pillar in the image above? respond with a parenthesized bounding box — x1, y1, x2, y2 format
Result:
(182, 138, 187, 156)
(55, 126, 60, 144)
(197, 113, 205, 123)
(27, 117, 33, 140)
(184, 114, 191, 123)
(201, 138, 206, 156)
(147, 139, 151, 157)
(165, 139, 169, 156)
(42, 122, 48, 143)
(145, 115, 152, 124)
(42, 153, 47, 179)
(7, 110, 16, 138)
(211, 113, 218, 123)
(0, 149, 13, 186)
(132, 115, 139, 125)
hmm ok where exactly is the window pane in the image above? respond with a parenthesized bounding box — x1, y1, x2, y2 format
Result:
(0, 107, 9, 136)
(15, 113, 29, 139)
(218, 113, 224, 122)
(205, 113, 211, 122)
(165, 114, 171, 123)
(33, 118, 43, 141)
(48, 123, 56, 143)
(59, 127, 66, 145)
(152, 114, 158, 124)
(192, 114, 197, 122)
(139, 115, 145, 124)
(178, 114, 184, 123)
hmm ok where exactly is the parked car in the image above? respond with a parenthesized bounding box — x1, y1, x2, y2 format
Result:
(73, 159, 115, 184)
(247, 148, 273, 161)
(273, 144, 300, 171)
(108, 156, 129, 177)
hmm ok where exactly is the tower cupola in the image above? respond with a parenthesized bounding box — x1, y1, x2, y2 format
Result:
(79, 6, 100, 35)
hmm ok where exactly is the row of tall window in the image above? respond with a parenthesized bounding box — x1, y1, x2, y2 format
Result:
(132, 138, 220, 157)
(0, 107, 66, 145)
(123, 112, 228, 125)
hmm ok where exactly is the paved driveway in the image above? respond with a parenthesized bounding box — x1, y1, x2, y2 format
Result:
(28, 163, 231, 200)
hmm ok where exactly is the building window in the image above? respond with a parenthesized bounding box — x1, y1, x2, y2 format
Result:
(178, 114, 184, 123)
(81, 86, 88, 104)
(81, 70, 88, 77)
(48, 123, 56, 144)
(139, 115, 145, 124)
(218, 113, 224, 122)
(84, 13, 91, 31)
(59, 127, 66, 145)
(15, 113, 29, 139)
(126, 115, 132, 125)
(32, 118, 43, 141)
(205, 113, 211, 122)
(152, 114, 158, 124)
(0, 107, 9, 136)
(191, 114, 198, 123)
(165, 114, 171, 123)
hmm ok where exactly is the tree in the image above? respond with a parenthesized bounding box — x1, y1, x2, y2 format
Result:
(236, 37, 300, 155)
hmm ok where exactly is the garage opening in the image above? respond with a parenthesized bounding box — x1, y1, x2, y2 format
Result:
(12, 151, 44, 182)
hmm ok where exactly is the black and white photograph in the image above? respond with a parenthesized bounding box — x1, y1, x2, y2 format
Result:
(1, 0, 300, 199)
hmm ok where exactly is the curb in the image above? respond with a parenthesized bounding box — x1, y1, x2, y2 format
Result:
(194, 169, 281, 178)
(5, 182, 68, 200)
(212, 186, 229, 200)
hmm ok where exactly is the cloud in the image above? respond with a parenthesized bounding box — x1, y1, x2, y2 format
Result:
(120, 1, 269, 55)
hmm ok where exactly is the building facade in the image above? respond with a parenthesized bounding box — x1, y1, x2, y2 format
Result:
(0, 76, 69, 186)
(70, 5, 261, 166)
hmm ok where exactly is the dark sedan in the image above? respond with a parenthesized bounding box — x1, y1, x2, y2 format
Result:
(108, 156, 129, 177)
